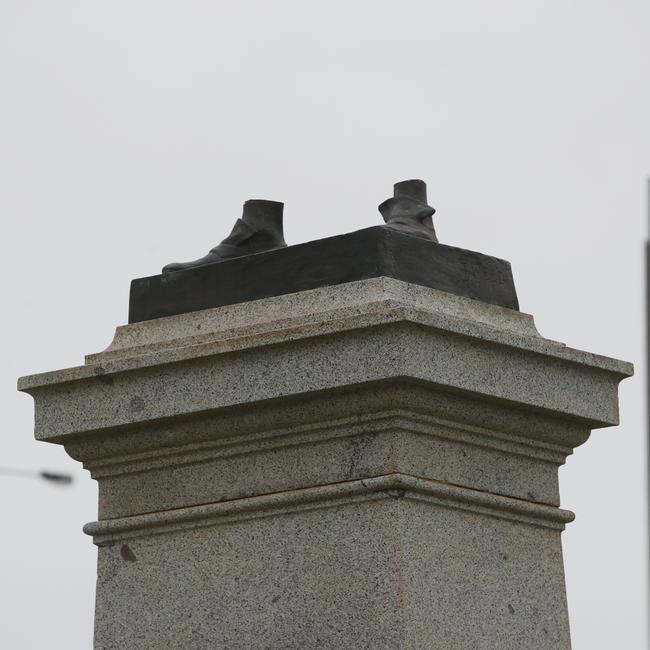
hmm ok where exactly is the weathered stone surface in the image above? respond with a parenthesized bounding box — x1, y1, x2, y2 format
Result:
(77, 383, 579, 520)
(129, 226, 520, 322)
(18, 277, 632, 649)
(90, 478, 572, 650)
(20, 278, 629, 439)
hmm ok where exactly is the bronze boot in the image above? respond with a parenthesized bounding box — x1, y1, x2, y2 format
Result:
(163, 199, 286, 273)
(378, 179, 437, 242)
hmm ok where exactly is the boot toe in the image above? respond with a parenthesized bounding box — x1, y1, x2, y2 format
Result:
(162, 252, 222, 273)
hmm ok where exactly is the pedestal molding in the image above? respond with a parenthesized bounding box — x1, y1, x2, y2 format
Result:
(20, 328, 628, 444)
(84, 409, 571, 480)
(83, 473, 574, 545)
(19, 280, 631, 394)
(99, 277, 536, 360)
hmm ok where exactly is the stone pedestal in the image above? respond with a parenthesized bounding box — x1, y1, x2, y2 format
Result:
(19, 277, 631, 649)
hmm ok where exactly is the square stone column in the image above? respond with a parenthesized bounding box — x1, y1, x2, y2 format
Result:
(19, 277, 631, 649)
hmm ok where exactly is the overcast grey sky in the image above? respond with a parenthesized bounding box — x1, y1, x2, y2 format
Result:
(1, 1, 649, 648)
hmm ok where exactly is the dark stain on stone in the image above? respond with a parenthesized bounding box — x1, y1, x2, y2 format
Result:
(346, 434, 374, 477)
(93, 366, 114, 386)
(129, 396, 145, 412)
(120, 544, 137, 561)
(508, 604, 515, 614)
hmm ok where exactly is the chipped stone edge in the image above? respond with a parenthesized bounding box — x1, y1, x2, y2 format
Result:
(83, 473, 575, 545)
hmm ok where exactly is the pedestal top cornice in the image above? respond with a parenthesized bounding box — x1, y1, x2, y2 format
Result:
(19, 278, 631, 387)
(18, 278, 632, 440)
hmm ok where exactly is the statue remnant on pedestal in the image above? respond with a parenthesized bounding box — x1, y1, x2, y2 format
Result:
(378, 179, 438, 242)
(133, 178, 516, 323)
(162, 199, 286, 273)
(162, 179, 437, 274)
(18, 176, 633, 648)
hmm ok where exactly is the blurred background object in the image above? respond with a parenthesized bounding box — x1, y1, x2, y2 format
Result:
(0, 467, 73, 485)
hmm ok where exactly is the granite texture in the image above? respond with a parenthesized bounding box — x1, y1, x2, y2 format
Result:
(83, 387, 573, 520)
(93, 277, 536, 362)
(19, 279, 631, 442)
(18, 277, 632, 649)
(91, 479, 571, 649)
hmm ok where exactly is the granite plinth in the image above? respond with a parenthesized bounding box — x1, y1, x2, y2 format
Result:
(18, 278, 632, 649)
(129, 226, 519, 322)
(91, 479, 571, 649)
